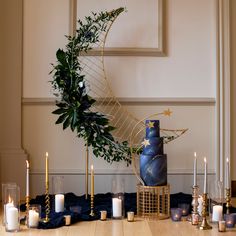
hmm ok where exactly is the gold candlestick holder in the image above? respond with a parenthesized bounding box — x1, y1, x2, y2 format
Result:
(90, 195, 95, 217)
(26, 195, 30, 213)
(191, 185, 200, 225)
(225, 188, 231, 214)
(43, 182, 50, 223)
(199, 193, 212, 230)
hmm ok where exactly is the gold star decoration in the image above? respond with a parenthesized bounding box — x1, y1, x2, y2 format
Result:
(142, 139, 150, 147)
(163, 109, 172, 117)
(146, 121, 155, 129)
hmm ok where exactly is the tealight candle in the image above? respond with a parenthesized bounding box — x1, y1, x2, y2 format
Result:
(100, 210, 107, 221)
(64, 215, 71, 226)
(171, 208, 182, 221)
(55, 194, 64, 213)
(178, 203, 190, 216)
(127, 211, 134, 222)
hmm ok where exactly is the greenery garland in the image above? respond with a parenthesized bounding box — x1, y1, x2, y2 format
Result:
(50, 7, 133, 165)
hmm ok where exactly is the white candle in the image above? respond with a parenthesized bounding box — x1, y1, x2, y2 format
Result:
(203, 157, 207, 193)
(212, 205, 223, 222)
(4, 200, 14, 225)
(226, 158, 230, 189)
(55, 194, 64, 213)
(26, 160, 30, 196)
(193, 152, 197, 186)
(28, 209, 39, 227)
(112, 198, 122, 217)
(6, 206, 19, 231)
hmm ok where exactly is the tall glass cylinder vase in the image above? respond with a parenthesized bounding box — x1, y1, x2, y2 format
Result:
(111, 177, 125, 219)
(209, 180, 224, 223)
(3, 184, 20, 232)
(53, 176, 65, 213)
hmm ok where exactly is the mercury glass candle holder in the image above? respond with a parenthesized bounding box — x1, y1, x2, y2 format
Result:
(171, 208, 182, 221)
(178, 203, 190, 217)
(224, 214, 235, 228)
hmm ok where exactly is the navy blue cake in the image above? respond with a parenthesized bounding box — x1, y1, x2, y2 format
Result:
(140, 120, 167, 186)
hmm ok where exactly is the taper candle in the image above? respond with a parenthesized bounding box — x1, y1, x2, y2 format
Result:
(193, 152, 197, 186)
(226, 158, 230, 189)
(26, 160, 30, 196)
(46, 152, 49, 183)
(203, 157, 207, 193)
(91, 165, 94, 198)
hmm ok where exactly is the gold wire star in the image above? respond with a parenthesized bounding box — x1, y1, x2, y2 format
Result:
(146, 121, 154, 129)
(163, 109, 172, 117)
(142, 139, 150, 147)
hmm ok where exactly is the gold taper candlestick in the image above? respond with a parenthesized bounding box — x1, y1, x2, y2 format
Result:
(199, 193, 212, 230)
(26, 195, 30, 212)
(85, 143, 89, 200)
(43, 181, 50, 223)
(226, 188, 231, 214)
(90, 195, 95, 217)
(191, 185, 200, 225)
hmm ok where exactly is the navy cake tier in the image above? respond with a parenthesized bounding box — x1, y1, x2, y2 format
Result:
(140, 154, 167, 186)
(142, 137, 164, 156)
(145, 120, 160, 138)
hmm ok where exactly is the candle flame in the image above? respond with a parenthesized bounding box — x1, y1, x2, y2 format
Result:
(8, 195, 13, 203)
(226, 157, 229, 163)
(194, 152, 197, 157)
(46, 152, 48, 158)
(26, 160, 29, 168)
(204, 157, 206, 163)
(91, 164, 94, 170)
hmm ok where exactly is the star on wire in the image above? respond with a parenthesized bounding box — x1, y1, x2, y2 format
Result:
(142, 139, 150, 147)
(146, 121, 154, 129)
(163, 109, 172, 117)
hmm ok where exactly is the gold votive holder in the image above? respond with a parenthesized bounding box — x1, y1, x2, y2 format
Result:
(218, 220, 226, 232)
(127, 211, 134, 222)
(64, 215, 71, 226)
(100, 211, 107, 221)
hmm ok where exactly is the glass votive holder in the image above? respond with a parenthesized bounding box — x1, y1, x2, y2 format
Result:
(171, 208, 182, 221)
(27, 205, 41, 228)
(178, 203, 190, 216)
(224, 214, 235, 228)
(218, 220, 226, 232)
(3, 184, 20, 232)
(100, 210, 107, 221)
(127, 211, 134, 222)
(53, 176, 65, 213)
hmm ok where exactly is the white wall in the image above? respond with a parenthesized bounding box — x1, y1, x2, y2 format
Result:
(22, 0, 218, 197)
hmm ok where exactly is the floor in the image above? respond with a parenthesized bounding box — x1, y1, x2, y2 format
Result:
(1, 198, 236, 235)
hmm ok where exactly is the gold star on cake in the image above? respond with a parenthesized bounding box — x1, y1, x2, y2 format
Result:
(142, 139, 150, 147)
(146, 121, 154, 129)
(163, 109, 172, 117)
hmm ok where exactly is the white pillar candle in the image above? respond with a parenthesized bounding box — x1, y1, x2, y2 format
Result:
(55, 194, 64, 213)
(193, 152, 197, 186)
(26, 160, 30, 196)
(203, 157, 207, 193)
(6, 207, 19, 231)
(212, 205, 223, 222)
(4, 201, 14, 225)
(28, 209, 39, 227)
(112, 198, 122, 217)
(226, 158, 230, 189)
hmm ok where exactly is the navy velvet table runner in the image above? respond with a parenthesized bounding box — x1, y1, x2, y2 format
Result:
(20, 192, 234, 229)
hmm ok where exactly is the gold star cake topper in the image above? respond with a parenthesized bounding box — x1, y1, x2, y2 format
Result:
(142, 139, 150, 147)
(146, 121, 154, 129)
(163, 109, 172, 117)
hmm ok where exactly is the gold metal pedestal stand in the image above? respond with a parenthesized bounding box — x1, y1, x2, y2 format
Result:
(85, 143, 89, 200)
(199, 193, 212, 230)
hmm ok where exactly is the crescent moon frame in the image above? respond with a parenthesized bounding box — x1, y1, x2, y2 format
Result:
(69, 0, 166, 57)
